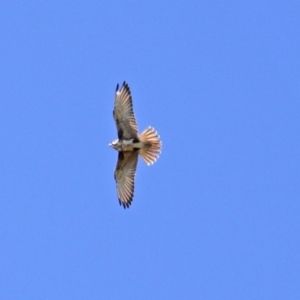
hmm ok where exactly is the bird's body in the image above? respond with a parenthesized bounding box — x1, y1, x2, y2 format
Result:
(110, 138, 145, 152)
(109, 82, 162, 208)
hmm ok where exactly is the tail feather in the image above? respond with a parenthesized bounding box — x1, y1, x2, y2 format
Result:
(138, 127, 162, 166)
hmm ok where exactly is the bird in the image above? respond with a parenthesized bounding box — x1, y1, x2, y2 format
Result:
(109, 81, 162, 208)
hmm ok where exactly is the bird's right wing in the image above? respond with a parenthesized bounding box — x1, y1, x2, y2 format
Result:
(114, 151, 138, 208)
(113, 82, 138, 139)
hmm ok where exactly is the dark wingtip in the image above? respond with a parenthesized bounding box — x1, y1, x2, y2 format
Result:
(119, 198, 131, 209)
(122, 81, 131, 94)
(116, 81, 129, 92)
(124, 200, 131, 209)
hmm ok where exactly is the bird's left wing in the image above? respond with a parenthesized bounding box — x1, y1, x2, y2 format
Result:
(113, 82, 138, 139)
(114, 151, 138, 208)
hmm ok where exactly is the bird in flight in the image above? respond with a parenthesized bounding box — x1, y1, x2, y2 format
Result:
(109, 82, 162, 208)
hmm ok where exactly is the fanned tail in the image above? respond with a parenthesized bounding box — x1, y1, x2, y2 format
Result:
(138, 127, 162, 166)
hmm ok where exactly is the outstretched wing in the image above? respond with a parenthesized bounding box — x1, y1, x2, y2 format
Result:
(113, 82, 138, 139)
(114, 151, 138, 208)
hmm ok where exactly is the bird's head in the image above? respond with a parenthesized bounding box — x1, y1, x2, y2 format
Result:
(109, 139, 119, 150)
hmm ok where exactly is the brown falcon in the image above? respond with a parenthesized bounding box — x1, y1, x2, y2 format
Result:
(109, 82, 162, 208)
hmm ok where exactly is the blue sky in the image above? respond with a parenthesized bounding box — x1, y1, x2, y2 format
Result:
(1, 1, 299, 299)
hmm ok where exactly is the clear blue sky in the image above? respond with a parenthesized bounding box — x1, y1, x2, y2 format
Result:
(1, 2, 299, 299)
